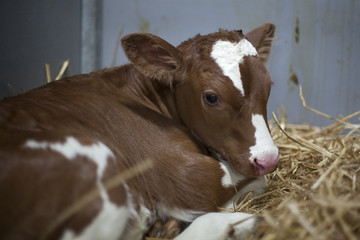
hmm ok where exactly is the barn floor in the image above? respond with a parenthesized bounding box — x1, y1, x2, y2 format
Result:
(242, 108, 360, 240)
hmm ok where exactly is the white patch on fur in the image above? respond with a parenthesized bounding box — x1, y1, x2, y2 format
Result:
(158, 204, 204, 223)
(237, 176, 267, 197)
(137, 205, 153, 230)
(175, 212, 256, 240)
(211, 39, 258, 96)
(25, 137, 132, 240)
(219, 162, 232, 187)
(222, 176, 267, 209)
(61, 193, 130, 240)
(24, 136, 114, 177)
(121, 203, 154, 240)
(249, 114, 278, 163)
(219, 160, 246, 188)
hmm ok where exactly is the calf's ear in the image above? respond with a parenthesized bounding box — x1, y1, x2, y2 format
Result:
(121, 33, 183, 85)
(245, 23, 276, 63)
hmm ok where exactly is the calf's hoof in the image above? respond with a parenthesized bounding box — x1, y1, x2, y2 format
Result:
(147, 218, 182, 239)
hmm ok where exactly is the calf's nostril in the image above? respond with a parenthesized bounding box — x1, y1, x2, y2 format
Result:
(253, 155, 279, 176)
(254, 158, 265, 170)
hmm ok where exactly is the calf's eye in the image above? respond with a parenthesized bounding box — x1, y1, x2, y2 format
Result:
(203, 91, 220, 106)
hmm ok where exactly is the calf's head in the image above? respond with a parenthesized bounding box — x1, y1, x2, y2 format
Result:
(122, 23, 279, 177)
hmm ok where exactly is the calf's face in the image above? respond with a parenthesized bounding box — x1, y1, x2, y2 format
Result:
(121, 23, 279, 177)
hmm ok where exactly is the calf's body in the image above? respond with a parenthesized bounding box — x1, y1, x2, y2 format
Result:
(0, 23, 278, 239)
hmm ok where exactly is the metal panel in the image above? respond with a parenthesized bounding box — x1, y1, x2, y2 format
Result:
(81, 0, 103, 74)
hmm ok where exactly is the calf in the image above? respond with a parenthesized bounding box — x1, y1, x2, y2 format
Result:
(0, 23, 278, 239)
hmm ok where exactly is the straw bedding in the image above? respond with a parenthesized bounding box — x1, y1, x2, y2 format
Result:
(238, 108, 360, 240)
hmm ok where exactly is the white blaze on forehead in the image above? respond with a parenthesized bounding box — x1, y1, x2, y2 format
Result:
(249, 114, 278, 163)
(210, 39, 258, 96)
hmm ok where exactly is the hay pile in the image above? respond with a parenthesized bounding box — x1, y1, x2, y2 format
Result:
(239, 107, 360, 240)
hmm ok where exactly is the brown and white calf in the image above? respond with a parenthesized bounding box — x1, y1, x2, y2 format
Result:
(0, 23, 278, 239)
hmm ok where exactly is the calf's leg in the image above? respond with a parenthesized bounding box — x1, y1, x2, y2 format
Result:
(174, 212, 260, 240)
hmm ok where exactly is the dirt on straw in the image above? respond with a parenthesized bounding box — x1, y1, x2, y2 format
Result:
(238, 106, 360, 240)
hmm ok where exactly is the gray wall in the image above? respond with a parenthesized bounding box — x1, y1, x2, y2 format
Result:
(0, 1, 82, 98)
(101, 0, 360, 126)
(1, 1, 359, 126)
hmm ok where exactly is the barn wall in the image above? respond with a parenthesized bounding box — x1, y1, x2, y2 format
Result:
(100, 0, 360, 126)
(0, 1, 359, 126)
(0, 1, 82, 98)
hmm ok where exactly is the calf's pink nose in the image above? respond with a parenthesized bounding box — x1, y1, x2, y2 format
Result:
(253, 154, 279, 176)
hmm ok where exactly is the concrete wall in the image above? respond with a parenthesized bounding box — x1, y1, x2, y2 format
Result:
(101, 0, 360, 126)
